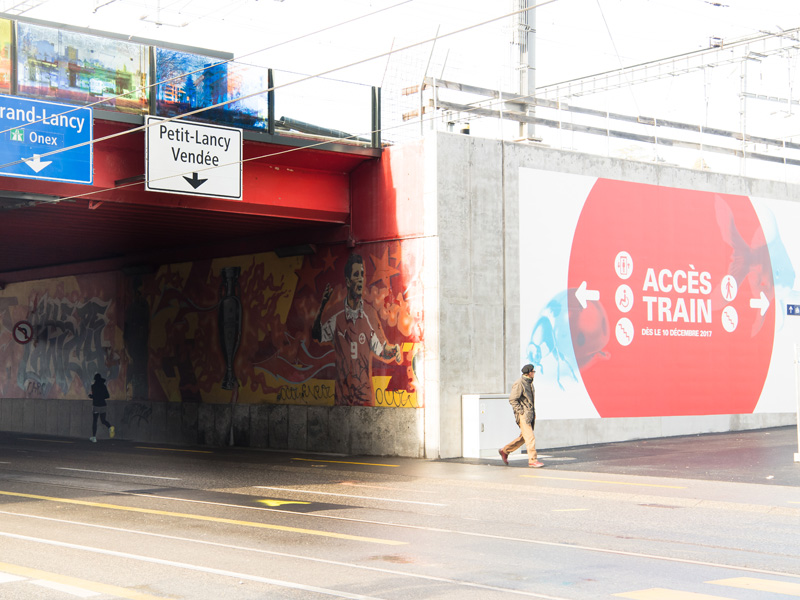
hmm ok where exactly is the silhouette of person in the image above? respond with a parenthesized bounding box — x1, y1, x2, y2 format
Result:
(88, 373, 115, 443)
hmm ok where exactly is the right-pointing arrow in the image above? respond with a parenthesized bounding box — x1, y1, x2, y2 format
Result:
(750, 291, 770, 316)
(575, 281, 600, 309)
(183, 172, 208, 189)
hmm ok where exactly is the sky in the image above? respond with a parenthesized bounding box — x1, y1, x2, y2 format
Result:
(4, 0, 800, 174)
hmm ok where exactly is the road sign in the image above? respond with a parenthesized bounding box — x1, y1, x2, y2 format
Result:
(787, 304, 800, 315)
(0, 96, 93, 184)
(12, 321, 33, 345)
(145, 116, 242, 200)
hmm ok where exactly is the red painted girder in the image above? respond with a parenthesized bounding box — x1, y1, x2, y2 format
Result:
(0, 119, 355, 223)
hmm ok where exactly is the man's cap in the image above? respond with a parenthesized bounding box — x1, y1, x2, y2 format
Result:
(521, 364, 535, 374)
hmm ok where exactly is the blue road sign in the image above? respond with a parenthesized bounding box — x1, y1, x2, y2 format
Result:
(0, 95, 93, 185)
(787, 304, 800, 316)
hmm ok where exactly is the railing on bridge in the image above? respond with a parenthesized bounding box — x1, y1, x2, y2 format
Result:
(404, 75, 800, 183)
(1, 14, 381, 149)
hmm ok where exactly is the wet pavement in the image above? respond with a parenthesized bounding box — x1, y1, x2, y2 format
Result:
(457, 424, 800, 487)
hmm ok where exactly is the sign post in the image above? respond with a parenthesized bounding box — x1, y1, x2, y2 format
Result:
(145, 116, 242, 200)
(0, 96, 93, 184)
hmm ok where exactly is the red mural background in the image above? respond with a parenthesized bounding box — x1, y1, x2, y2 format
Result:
(145, 240, 424, 407)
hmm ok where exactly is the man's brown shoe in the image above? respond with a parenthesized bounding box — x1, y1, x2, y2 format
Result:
(498, 449, 509, 465)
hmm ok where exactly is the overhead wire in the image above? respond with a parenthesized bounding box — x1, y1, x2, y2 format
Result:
(0, 0, 417, 140)
(593, 0, 640, 115)
(1, 0, 561, 196)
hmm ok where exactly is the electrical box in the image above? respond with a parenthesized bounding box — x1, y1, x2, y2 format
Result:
(462, 393, 520, 458)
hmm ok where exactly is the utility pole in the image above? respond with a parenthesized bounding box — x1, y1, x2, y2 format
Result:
(515, 0, 535, 140)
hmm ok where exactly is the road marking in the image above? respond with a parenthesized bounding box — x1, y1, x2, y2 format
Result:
(709, 577, 800, 595)
(5, 490, 800, 586)
(0, 528, 572, 600)
(56, 468, 181, 480)
(18, 438, 73, 444)
(257, 499, 311, 507)
(0, 538, 387, 600)
(0, 490, 404, 546)
(521, 474, 686, 489)
(616, 589, 735, 599)
(0, 561, 170, 599)
(255, 486, 447, 506)
(291, 458, 399, 467)
(30, 579, 101, 597)
(339, 480, 436, 494)
(3, 511, 796, 599)
(552, 508, 589, 512)
(135, 446, 213, 453)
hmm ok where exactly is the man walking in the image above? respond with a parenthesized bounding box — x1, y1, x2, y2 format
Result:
(499, 364, 543, 468)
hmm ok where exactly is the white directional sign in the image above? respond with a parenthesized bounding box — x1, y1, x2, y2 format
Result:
(145, 116, 242, 200)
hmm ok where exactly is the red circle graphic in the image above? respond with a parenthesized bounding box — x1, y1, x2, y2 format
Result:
(568, 179, 774, 417)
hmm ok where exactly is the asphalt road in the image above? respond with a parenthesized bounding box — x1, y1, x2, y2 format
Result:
(0, 426, 798, 599)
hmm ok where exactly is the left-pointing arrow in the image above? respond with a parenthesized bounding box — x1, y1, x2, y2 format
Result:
(183, 172, 208, 189)
(24, 154, 52, 173)
(575, 280, 600, 309)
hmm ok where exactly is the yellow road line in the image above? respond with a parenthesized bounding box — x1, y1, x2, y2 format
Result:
(615, 588, 736, 599)
(521, 474, 686, 489)
(0, 490, 404, 546)
(291, 458, 399, 467)
(257, 499, 311, 507)
(135, 446, 213, 453)
(0, 561, 170, 600)
(709, 577, 800, 596)
(18, 438, 73, 444)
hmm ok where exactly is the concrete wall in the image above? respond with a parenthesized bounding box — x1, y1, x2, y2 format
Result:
(431, 131, 800, 458)
(0, 397, 424, 456)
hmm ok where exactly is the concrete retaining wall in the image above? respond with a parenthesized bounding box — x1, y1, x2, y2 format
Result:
(0, 398, 424, 456)
(431, 131, 800, 458)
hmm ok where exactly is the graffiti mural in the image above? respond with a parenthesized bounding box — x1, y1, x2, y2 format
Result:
(123, 275, 150, 400)
(0, 242, 423, 409)
(0, 276, 122, 399)
(146, 242, 423, 407)
(218, 266, 243, 390)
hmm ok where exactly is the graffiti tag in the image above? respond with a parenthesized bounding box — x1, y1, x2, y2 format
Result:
(374, 388, 416, 408)
(277, 383, 334, 404)
(122, 403, 152, 427)
(17, 295, 116, 395)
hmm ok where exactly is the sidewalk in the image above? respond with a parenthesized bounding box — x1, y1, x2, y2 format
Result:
(476, 425, 800, 487)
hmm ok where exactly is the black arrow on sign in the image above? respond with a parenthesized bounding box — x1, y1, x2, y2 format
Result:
(183, 173, 208, 189)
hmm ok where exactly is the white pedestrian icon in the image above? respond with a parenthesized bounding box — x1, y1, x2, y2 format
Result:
(721, 275, 737, 302)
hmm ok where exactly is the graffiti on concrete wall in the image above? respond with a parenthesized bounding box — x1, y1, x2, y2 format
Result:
(0, 276, 122, 398)
(147, 241, 424, 407)
(0, 242, 423, 408)
(124, 275, 150, 401)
